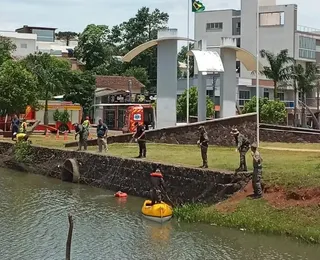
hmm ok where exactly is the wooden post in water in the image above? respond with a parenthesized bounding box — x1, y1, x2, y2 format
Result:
(66, 213, 73, 260)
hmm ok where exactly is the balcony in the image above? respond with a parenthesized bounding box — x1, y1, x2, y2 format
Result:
(237, 99, 294, 108)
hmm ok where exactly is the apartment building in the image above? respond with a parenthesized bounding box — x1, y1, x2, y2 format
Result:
(15, 25, 78, 58)
(0, 31, 37, 58)
(192, 0, 320, 124)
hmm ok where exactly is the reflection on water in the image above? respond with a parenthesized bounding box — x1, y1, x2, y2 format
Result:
(0, 168, 319, 260)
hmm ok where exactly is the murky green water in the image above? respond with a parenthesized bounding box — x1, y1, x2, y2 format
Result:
(0, 168, 319, 260)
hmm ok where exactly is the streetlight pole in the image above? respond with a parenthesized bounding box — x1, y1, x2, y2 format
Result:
(186, 0, 190, 124)
(256, 0, 260, 146)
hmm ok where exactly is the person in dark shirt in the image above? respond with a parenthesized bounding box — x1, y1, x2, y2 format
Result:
(97, 119, 108, 152)
(133, 122, 146, 158)
(197, 126, 209, 168)
(147, 164, 166, 206)
(11, 114, 20, 141)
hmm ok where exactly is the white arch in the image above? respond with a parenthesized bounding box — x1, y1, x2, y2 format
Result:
(122, 37, 196, 63)
(186, 50, 224, 72)
(207, 45, 264, 71)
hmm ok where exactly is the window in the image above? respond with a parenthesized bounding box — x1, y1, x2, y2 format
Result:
(277, 92, 285, 101)
(20, 43, 27, 48)
(32, 29, 55, 42)
(236, 38, 241, 47)
(263, 89, 269, 99)
(299, 36, 316, 60)
(238, 90, 250, 106)
(206, 22, 223, 31)
(259, 12, 284, 26)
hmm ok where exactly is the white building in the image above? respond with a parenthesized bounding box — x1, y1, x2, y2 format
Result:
(0, 31, 37, 59)
(191, 0, 320, 124)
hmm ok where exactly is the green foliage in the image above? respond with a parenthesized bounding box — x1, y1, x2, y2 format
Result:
(59, 110, 70, 124)
(242, 96, 287, 124)
(55, 31, 78, 46)
(63, 70, 96, 116)
(292, 63, 319, 96)
(0, 60, 39, 116)
(75, 24, 114, 70)
(177, 86, 214, 120)
(123, 66, 150, 86)
(259, 49, 294, 97)
(14, 141, 33, 163)
(21, 53, 71, 128)
(0, 36, 16, 66)
(53, 109, 60, 121)
(173, 201, 320, 244)
(177, 43, 194, 78)
(111, 7, 169, 91)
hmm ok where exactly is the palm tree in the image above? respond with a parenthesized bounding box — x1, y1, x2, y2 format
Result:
(22, 53, 71, 134)
(292, 62, 319, 127)
(260, 49, 294, 98)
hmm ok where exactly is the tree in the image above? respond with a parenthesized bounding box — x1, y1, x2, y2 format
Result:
(123, 67, 150, 86)
(22, 53, 71, 133)
(112, 7, 169, 91)
(177, 86, 214, 120)
(55, 31, 78, 46)
(242, 96, 287, 124)
(0, 36, 16, 66)
(63, 71, 96, 117)
(260, 49, 294, 98)
(292, 63, 319, 127)
(0, 60, 38, 116)
(75, 24, 114, 70)
(178, 43, 194, 78)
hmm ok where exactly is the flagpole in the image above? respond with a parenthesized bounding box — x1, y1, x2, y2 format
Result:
(186, 0, 190, 124)
(256, 0, 260, 146)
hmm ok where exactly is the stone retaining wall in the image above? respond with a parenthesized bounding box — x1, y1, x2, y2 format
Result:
(65, 113, 258, 148)
(0, 142, 250, 205)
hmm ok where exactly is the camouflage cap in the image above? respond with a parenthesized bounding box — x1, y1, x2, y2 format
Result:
(251, 142, 258, 148)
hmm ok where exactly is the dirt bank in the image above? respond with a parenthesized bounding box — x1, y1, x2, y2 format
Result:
(216, 182, 320, 212)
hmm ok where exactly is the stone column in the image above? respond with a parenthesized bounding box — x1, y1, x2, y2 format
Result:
(197, 72, 206, 121)
(156, 29, 178, 128)
(220, 48, 237, 117)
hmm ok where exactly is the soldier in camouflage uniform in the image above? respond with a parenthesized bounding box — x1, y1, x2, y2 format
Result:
(197, 126, 209, 168)
(74, 123, 88, 151)
(231, 128, 250, 172)
(251, 142, 263, 198)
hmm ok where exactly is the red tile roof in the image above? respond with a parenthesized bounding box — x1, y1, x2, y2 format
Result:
(95, 76, 145, 93)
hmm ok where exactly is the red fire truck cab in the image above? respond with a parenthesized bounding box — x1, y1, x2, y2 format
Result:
(122, 104, 155, 133)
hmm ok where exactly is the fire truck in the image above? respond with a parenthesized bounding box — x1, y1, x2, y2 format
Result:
(25, 100, 82, 132)
(122, 104, 155, 133)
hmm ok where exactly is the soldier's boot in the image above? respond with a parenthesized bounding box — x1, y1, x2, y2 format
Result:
(203, 163, 208, 169)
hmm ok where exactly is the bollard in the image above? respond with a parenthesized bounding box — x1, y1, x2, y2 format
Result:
(56, 130, 60, 139)
(45, 130, 49, 138)
(64, 131, 68, 141)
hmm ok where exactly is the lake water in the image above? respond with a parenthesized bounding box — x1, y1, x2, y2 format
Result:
(0, 168, 319, 260)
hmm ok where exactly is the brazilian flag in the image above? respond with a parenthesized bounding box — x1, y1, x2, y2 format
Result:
(192, 0, 205, 13)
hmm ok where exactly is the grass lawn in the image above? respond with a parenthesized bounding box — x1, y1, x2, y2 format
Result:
(11, 135, 320, 188)
(174, 200, 320, 243)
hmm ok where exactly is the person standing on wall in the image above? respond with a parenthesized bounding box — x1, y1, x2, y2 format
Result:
(197, 126, 209, 168)
(97, 119, 108, 152)
(10, 114, 20, 141)
(74, 123, 87, 151)
(82, 116, 91, 138)
(134, 122, 146, 158)
(231, 128, 251, 173)
(250, 142, 263, 199)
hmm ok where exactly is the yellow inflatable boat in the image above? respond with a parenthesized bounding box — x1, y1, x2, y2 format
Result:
(141, 200, 173, 223)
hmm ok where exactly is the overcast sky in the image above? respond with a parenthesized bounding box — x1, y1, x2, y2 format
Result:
(1, 0, 319, 40)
